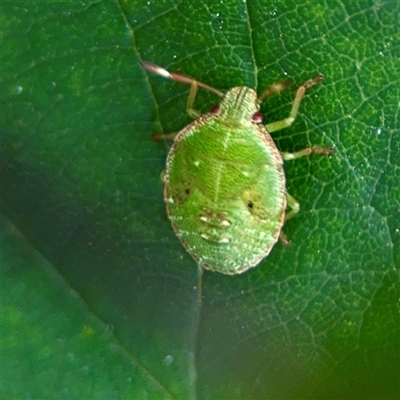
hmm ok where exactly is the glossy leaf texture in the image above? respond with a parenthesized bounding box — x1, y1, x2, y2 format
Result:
(1, 1, 399, 399)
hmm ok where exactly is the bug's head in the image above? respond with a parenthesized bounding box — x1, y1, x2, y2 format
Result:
(214, 87, 261, 125)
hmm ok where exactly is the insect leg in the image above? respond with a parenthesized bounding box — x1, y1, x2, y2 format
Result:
(285, 192, 300, 221)
(278, 192, 301, 246)
(185, 80, 201, 118)
(151, 132, 177, 141)
(279, 231, 290, 246)
(265, 74, 324, 133)
(280, 146, 333, 160)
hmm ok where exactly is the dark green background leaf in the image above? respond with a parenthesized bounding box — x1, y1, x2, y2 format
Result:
(1, 0, 399, 399)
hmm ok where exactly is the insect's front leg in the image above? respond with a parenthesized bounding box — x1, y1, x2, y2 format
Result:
(151, 81, 199, 140)
(265, 74, 324, 133)
(151, 80, 202, 140)
(186, 81, 201, 118)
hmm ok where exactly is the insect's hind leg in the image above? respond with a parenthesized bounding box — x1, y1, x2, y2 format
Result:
(278, 192, 300, 246)
(285, 192, 300, 221)
(151, 132, 177, 141)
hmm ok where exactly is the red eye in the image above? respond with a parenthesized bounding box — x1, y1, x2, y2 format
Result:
(252, 111, 263, 123)
(210, 105, 220, 114)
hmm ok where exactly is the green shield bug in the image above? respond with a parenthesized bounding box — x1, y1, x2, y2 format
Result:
(142, 61, 333, 275)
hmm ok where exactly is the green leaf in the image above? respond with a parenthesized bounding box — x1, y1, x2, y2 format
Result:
(1, 0, 399, 399)
(0, 215, 171, 399)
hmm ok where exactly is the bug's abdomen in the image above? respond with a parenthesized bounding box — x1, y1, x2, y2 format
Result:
(164, 121, 286, 274)
(165, 162, 285, 274)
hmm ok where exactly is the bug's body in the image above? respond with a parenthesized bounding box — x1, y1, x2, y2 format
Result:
(141, 61, 333, 275)
(164, 87, 286, 274)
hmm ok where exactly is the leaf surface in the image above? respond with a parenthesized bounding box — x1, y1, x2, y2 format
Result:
(1, 1, 399, 398)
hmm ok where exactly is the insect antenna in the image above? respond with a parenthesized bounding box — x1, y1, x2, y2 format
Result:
(140, 61, 224, 98)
